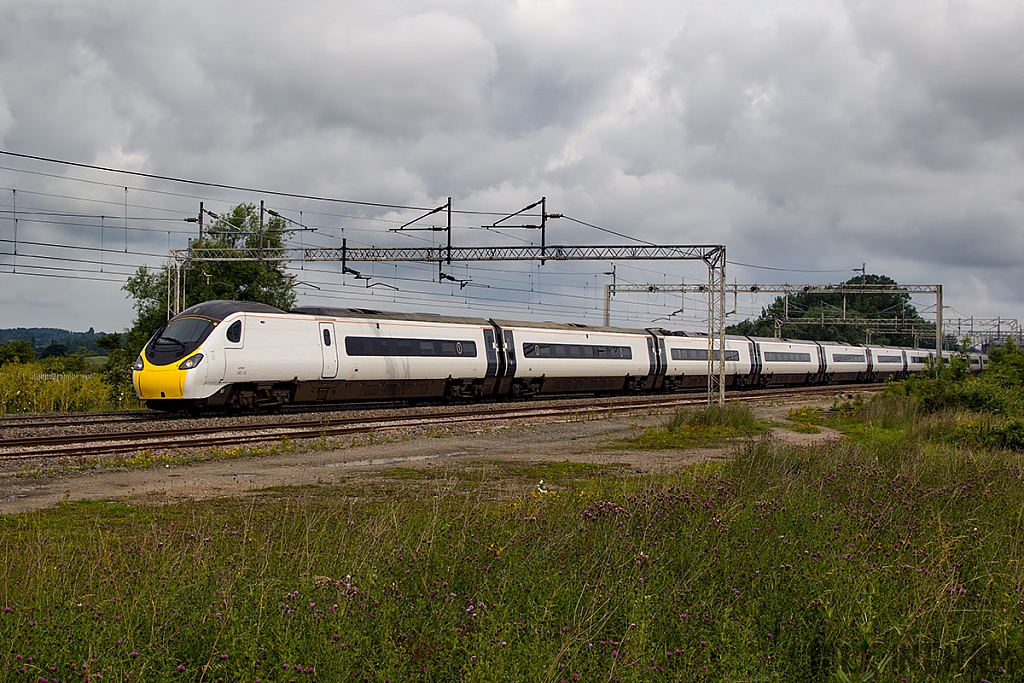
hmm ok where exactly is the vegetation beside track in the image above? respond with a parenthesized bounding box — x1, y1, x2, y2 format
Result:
(618, 402, 769, 449)
(0, 360, 141, 414)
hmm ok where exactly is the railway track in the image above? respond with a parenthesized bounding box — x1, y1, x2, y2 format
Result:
(0, 384, 880, 461)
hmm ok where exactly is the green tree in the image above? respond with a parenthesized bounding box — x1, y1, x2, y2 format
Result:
(107, 203, 297, 395)
(122, 203, 296, 354)
(726, 274, 931, 345)
(0, 339, 36, 366)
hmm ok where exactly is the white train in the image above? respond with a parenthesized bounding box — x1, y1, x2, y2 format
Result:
(132, 300, 983, 411)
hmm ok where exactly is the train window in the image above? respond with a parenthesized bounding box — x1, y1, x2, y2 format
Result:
(762, 351, 812, 362)
(831, 353, 864, 363)
(226, 320, 242, 343)
(670, 348, 739, 361)
(345, 336, 477, 357)
(521, 343, 633, 359)
(146, 316, 217, 366)
(323, 328, 332, 347)
(911, 356, 929, 364)
(159, 317, 214, 345)
(876, 355, 902, 364)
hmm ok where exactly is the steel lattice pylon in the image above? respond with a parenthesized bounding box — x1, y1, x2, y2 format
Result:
(704, 250, 727, 405)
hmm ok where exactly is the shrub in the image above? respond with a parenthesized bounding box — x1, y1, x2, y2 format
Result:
(0, 361, 140, 413)
(667, 403, 757, 431)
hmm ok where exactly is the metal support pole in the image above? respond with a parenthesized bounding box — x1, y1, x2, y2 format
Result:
(10, 189, 16, 272)
(705, 247, 727, 406)
(936, 284, 943, 362)
(540, 196, 546, 263)
(603, 284, 611, 327)
(166, 263, 171, 320)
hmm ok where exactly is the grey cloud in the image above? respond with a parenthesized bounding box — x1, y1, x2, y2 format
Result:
(210, 11, 498, 138)
(0, 0, 1023, 329)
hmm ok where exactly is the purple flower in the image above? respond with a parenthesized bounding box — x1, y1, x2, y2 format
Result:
(130, 652, 139, 658)
(177, 665, 185, 672)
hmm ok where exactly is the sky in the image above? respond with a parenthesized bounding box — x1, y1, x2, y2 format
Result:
(0, 0, 1021, 339)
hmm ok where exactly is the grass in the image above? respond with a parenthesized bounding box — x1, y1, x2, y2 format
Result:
(6, 346, 1024, 681)
(620, 404, 769, 449)
(5, 393, 1024, 681)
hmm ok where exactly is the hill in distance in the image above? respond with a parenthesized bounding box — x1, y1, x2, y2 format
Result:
(0, 327, 110, 356)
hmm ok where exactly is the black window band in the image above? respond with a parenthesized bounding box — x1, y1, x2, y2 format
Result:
(521, 342, 632, 360)
(670, 348, 739, 361)
(345, 336, 477, 357)
(762, 351, 812, 363)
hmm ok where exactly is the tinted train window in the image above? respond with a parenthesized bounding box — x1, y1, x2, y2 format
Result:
(911, 356, 929, 364)
(145, 316, 215, 366)
(876, 355, 902, 364)
(226, 320, 242, 343)
(762, 351, 812, 362)
(521, 343, 632, 359)
(323, 329, 332, 347)
(345, 337, 476, 357)
(162, 317, 214, 344)
(831, 353, 864, 363)
(670, 348, 739, 361)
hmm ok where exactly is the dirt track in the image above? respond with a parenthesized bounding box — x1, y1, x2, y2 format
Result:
(0, 395, 845, 515)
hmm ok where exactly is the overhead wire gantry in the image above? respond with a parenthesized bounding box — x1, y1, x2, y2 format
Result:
(168, 208, 729, 405)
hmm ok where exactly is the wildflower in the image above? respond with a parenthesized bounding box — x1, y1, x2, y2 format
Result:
(177, 665, 185, 671)
(130, 652, 139, 658)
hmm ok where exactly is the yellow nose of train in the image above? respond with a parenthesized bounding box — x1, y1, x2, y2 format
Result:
(133, 354, 189, 400)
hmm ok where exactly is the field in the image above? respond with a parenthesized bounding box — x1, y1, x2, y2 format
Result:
(2, 346, 1023, 681)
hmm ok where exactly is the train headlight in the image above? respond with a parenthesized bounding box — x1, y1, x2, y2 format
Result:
(178, 353, 204, 370)
(132, 356, 145, 371)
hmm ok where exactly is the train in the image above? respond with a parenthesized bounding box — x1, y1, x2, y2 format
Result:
(132, 299, 985, 412)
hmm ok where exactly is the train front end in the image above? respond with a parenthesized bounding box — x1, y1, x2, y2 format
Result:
(133, 308, 220, 411)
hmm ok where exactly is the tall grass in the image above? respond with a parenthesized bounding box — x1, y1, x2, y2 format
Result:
(0, 362, 141, 413)
(666, 403, 759, 431)
(3, 414, 1023, 681)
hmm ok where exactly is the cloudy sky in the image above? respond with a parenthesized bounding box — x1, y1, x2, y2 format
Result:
(0, 0, 1021, 337)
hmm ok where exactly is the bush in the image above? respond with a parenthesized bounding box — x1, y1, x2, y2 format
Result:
(0, 338, 35, 366)
(667, 403, 758, 431)
(0, 362, 140, 413)
(882, 345, 1024, 416)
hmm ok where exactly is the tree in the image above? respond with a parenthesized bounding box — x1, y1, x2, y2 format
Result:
(122, 203, 297, 355)
(104, 203, 298, 396)
(0, 339, 35, 366)
(726, 274, 931, 345)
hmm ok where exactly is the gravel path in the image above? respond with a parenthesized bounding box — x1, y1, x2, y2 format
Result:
(0, 393, 850, 515)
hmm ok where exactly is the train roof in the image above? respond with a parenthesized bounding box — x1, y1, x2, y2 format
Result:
(291, 306, 491, 326)
(658, 331, 752, 342)
(176, 300, 285, 321)
(489, 319, 649, 335)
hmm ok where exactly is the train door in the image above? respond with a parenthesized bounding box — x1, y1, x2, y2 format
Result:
(483, 328, 500, 395)
(495, 329, 517, 396)
(220, 318, 244, 382)
(319, 322, 338, 379)
(503, 330, 517, 377)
